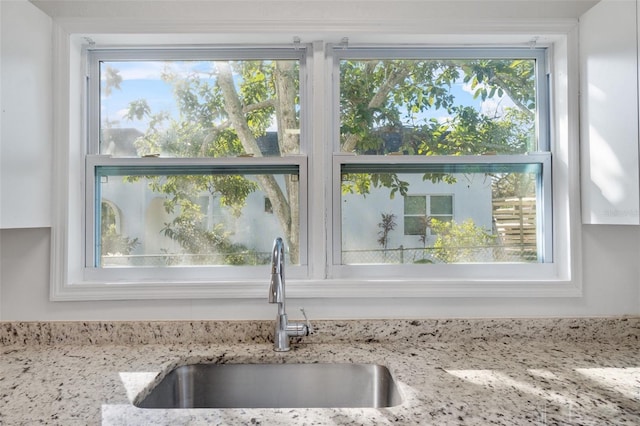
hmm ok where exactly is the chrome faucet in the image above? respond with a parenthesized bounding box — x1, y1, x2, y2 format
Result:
(268, 237, 311, 352)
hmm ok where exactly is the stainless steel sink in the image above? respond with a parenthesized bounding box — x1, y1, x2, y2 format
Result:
(135, 363, 402, 409)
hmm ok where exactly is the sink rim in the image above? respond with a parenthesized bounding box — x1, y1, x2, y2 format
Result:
(134, 361, 403, 409)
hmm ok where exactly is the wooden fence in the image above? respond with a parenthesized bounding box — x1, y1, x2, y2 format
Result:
(492, 197, 537, 260)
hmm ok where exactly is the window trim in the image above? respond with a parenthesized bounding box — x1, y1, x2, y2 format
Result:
(49, 26, 582, 301)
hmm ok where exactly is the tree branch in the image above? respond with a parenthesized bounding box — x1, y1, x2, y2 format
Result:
(489, 74, 535, 121)
(200, 120, 231, 156)
(341, 64, 411, 153)
(243, 99, 276, 114)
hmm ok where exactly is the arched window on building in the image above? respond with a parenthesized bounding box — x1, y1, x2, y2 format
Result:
(100, 200, 139, 266)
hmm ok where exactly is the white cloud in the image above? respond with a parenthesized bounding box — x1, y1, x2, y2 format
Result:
(102, 61, 215, 82)
(461, 79, 517, 118)
(116, 108, 130, 120)
(101, 62, 165, 81)
(461, 79, 477, 96)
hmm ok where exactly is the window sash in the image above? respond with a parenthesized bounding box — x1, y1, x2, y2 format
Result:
(332, 153, 552, 270)
(86, 47, 307, 157)
(331, 46, 551, 273)
(331, 46, 549, 154)
(84, 46, 309, 280)
(430, 195, 453, 216)
(405, 195, 426, 216)
(85, 155, 308, 279)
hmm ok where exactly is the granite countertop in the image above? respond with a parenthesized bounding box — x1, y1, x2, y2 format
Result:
(1, 318, 639, 425)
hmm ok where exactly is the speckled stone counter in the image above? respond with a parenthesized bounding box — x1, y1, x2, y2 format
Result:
(1, 318, 639, 425)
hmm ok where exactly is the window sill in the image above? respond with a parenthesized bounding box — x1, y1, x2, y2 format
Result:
(50, 276, 582, 301)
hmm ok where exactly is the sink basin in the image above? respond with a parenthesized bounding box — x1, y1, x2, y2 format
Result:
(135, 363, 402, 409)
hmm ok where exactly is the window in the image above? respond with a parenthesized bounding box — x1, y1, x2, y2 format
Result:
(264, 197, 273, 214)
(333, 47, 551, 272)
(404, 195, 428, 236)
(51, 32, 580, 300)
(428, 195, 454, 231)
(88, 47, 550, 274)
(85, 48, 307, 279)
(100, 200, 138, 266)
(404, 194, 453, 236)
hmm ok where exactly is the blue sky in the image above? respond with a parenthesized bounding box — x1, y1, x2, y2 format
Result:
(101, 61, 190, 132)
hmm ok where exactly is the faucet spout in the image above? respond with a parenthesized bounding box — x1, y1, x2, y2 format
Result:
(269, 238, 285, 304)
(268, 237, 311, 352)
(268, 273, 283, 304)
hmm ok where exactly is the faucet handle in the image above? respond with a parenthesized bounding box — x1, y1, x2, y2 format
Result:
(300, 308, 314, 335)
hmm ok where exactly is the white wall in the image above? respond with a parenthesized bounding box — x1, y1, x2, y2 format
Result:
(1, 225, 638, 320)
(1, 0, 638, 320)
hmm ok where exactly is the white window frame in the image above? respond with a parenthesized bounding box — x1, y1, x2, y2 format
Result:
(50, 28, 582, 301)
(329, 46, 555, 280)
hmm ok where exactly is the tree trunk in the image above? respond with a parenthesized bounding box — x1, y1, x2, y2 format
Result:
(216, 61, 297, 262)
(273, 61, 300, 263)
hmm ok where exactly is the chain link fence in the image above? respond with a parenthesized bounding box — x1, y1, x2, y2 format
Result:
(102, 251, 272, 267)
(103, 244, 537, 267)
(342, 244, 538, 264)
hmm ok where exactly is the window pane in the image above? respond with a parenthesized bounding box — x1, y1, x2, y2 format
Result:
(340, 57, 536, 155)
(404, 195, 426, 215)
(95, 168, 299, 267)
(404, 216, 426, 236)
(430, 195, 453, 215)
(340, 163, 541, 264)
(99, 59, 300, 158)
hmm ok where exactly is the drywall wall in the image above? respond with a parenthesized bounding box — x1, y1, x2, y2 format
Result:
(2, 0, 638, 320)
(1, 226, 638, 320)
